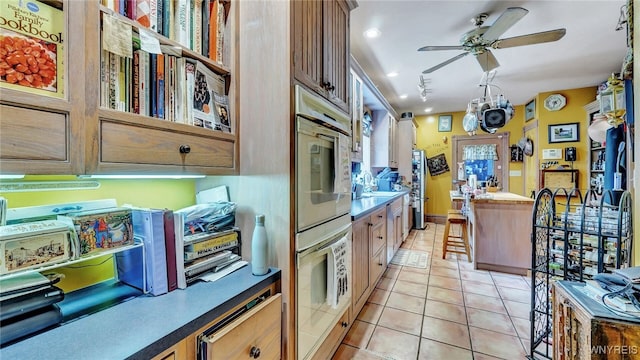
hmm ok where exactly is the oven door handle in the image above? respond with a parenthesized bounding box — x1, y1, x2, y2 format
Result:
(296, 222, 352, 255)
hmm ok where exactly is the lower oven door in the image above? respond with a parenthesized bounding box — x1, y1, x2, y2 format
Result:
(296, 216, 352, 360)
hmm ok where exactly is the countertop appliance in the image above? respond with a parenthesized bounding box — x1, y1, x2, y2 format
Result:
(412, 150, 427, 229)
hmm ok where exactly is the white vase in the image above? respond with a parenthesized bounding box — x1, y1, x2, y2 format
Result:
(457, 162, 466, 181)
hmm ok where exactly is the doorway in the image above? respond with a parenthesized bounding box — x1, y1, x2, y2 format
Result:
(452, 133, 510, 191)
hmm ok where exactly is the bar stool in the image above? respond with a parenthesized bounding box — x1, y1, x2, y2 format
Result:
(442, 211, 471, 262)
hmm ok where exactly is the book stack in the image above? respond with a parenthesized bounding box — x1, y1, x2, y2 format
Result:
(128, 207, 241, 291)
(183, 229, 241, 283)
(100, 46, 231, 133)
(0, 273, 65, 346)
(101, 0, 227, 63)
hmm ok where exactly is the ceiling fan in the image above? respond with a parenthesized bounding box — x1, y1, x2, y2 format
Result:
(418, 7, 566, 74)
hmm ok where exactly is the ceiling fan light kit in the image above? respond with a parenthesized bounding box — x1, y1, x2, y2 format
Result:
(418, 7, 567, 74)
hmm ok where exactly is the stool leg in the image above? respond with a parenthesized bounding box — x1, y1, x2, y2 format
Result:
(461, 223, 471, 262)
(442, 220, 451, 259)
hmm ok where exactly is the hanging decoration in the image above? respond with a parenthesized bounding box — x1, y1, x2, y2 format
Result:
(464, 71, 514, 135)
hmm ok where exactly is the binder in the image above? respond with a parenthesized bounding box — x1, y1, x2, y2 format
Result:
(132, 209, 168, 296)
(163, 209, 178, 292)
(174, 212, 187, 289)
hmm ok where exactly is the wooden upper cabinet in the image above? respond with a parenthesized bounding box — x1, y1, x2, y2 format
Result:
(0, 0, 85, 175)
(293, 0, 352, 114)
(1, 0, 239, 176)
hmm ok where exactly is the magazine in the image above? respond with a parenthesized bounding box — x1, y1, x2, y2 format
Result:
(0, 0, 65, 99)
(213, 91, 231, 133)
(192, 61, 224, 129)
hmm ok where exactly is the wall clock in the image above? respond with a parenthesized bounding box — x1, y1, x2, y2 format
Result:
(544, 94, 566, 111)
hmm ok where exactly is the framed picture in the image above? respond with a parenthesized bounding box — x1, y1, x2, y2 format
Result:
(548, 122, 580, 143)
(525, 98, 536, 121)
(426, 153, 450, 176)
(438, 115, 452, 132)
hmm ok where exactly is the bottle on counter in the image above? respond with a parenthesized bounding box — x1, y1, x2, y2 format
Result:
(251, 214, 269, 276)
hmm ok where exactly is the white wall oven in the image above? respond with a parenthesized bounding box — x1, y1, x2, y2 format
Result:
(296, 214, 351, 360)
(295, 85, 352, 359)
(295, 85, 351, 232)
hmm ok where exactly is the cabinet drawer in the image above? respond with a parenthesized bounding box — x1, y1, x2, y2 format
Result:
(201, 293, 281, 360)
(310, 307, 350, 360)
(371, 224, 385, 256)
(370, 247, 385, 286)
(369, 207, 386, 227)
(0, 104, 67, 162)
(100, 120, 235, 169)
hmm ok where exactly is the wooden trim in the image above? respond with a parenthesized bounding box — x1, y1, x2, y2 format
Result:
(350, 55, 398, 119)
(451, 133, 510, 192)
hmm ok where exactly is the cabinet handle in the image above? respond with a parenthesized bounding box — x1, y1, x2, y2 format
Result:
(377, 236, 383, 239)
(341, 321, 348, 327)
(179, 145, 191, 154)
(322, 82, 335, 92)
(378, 215, 383, 218)
(249, 346, 261, 358)
(367, 222, 372, 227)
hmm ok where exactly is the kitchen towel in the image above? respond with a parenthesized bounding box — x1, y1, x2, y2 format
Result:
(327, 236, 349, 309)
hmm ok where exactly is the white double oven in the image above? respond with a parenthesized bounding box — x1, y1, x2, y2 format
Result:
(294, 85, 352, 360)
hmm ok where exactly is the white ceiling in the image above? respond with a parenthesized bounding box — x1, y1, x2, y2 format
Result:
(350, 0, 629, 116)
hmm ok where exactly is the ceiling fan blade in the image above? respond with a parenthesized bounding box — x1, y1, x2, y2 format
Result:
(422, 52, 469, 74)
(481, 7, 528, 42)
(493, 28, 567, 49)
(418, 45, 465, 52)
(475, 50, 500, 72)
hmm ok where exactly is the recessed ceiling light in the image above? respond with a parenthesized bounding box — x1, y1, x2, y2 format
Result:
(399, 94, 408, 99)
(386, 71, 398, 78)
(425, 107, 433, 113)
(364, 28, 381, 38)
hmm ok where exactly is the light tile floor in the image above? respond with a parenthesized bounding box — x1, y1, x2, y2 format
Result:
(333, 222, 531, 360)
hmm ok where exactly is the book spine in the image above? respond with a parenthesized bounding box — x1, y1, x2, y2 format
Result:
(192, 0, 202, 53)
(132, 51, 140, 114)
(108, 52, 118, 110)
(136, 0, 151, 28)
(185, 60, 195, 125)
(149, 53, 157, 117)
(126, 0, 136, 20)
(201, 0, 210, 57)
(163, 210, 178, 292)
(156, 53, 165, 119)
(140, 51, 149, 116)
(157, 0, 164, 36)
(118, 56, 126, 111)
(149, 0, 158, 32)
(215, 0, 224, 63)
(208, 0, 217, 61)
(100, 49, 109, 108)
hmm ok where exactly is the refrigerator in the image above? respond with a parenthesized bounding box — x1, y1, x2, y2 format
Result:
(412, 150, 427, 229)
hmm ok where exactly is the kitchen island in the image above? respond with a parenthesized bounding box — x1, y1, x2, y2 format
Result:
(451, 191, 534, 275)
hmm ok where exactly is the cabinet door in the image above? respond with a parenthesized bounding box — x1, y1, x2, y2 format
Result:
(202, 294, 282, 360)
(350, 69, 363, 162)
(352, 217, 370, 316)
(292, 0, 324, 96)
(0, 3, 85, 174)
(323, 0, 350, 113)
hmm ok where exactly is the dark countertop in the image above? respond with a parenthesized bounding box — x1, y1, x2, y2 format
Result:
(351, 190, 409, 220)
(1, 266, 281, 360)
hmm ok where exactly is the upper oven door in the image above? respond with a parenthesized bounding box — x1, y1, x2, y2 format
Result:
(296, 116, 351, 232)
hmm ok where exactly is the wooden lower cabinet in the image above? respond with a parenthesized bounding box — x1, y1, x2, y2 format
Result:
(351, 207, 387, 319)
(310, 308, 350, 360)
(201, 294, 282, 360)
(352, 216, 371, 316)
(553, 282, 640, 360)
(153, 284, 280, 360)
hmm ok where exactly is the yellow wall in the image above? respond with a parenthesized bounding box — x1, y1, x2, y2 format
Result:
(416, 86, 597, 218)
(1, 175, 197, 291)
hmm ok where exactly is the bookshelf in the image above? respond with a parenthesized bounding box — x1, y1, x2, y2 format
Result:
(0, 0, 239, 176)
